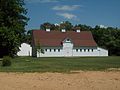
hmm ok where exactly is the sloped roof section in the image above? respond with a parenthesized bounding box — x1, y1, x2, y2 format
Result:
(32, 30, 97, 47)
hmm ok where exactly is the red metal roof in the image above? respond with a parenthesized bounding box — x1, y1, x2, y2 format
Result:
(32, 30, 97, 47)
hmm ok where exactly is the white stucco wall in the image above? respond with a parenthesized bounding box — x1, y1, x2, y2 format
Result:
(63, 42, 73, 57)
(36, 42, 108, 57)
(17, 43, 32, 56)
(97, 47, 108, 56)
(72, 48, 98, 56)
(37, 49, 64, 57)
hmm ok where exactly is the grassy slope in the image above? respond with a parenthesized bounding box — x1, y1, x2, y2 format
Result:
(0, 56, 120, 72)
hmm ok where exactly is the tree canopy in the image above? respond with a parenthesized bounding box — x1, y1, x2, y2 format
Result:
(0, 0, 28, 57)
(40, 21, 73, 31)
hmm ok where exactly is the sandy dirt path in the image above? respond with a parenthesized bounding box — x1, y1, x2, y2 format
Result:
(0, 71, 120, 90)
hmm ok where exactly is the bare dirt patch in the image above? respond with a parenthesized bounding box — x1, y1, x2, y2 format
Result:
(0, 71, 120, 90)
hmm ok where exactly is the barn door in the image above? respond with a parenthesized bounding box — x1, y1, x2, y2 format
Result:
(62, 38, 73, 57)
(64, 47, 72, 56)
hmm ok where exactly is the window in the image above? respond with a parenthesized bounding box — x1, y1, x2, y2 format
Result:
(67, 39, 70, 41)
(76, 49, 78, 52)
(84, 49, 86, 52)
(54, 49, 56, 52)
(50, 49, 51, 52)
(80, 49, 82, 52)
(88, 49, 89, 52)
(45, 49, 47, 52)
(66, 38, 71, 42)
(92, 49, 93, 52)
(58, 49, 60, 52)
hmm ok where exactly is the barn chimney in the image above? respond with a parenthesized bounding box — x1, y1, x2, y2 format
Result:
(61, 29, 66, 32)
(46, 28, 50, 32)
(76, 29, 80, 33)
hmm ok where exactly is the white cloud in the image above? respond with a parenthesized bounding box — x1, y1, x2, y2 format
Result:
(99, 25, 107, 28)
(53, 5, 80, 11)
(26, 0, 58, 3)
(57, 13, 77, 19)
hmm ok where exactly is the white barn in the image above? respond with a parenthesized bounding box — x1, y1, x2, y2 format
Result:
(17, 43, 32, 56)
(32, 29, 108, 57)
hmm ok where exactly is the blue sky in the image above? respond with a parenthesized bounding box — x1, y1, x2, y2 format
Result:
(25, 0, 120, 30)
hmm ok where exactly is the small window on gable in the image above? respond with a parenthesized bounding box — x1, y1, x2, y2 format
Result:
(65, 38, 71, 42)
(67, 39, 70, 41)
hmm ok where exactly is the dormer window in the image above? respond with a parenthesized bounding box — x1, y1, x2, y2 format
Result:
(64, 38, 71, 43)
(62, 38, 72, 44)
(67, 39, 70, 41)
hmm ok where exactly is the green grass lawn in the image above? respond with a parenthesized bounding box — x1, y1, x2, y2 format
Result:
(0, 56, 120, 72)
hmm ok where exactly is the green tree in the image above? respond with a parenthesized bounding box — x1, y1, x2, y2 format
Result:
(36, 41, 44, 57)
(91, 26, 120, 56)
(40, 21, 73, 31)
(75, 24, 92, 31)
(24, 30, 33, 45)
(0, 0, 28, 57)
(0, 27, 20, 57)
(40, 22, 55, 30)
(60, 21, 73, 31)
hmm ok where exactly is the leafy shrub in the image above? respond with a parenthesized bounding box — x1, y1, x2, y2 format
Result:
(2, 56, 12, 66)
